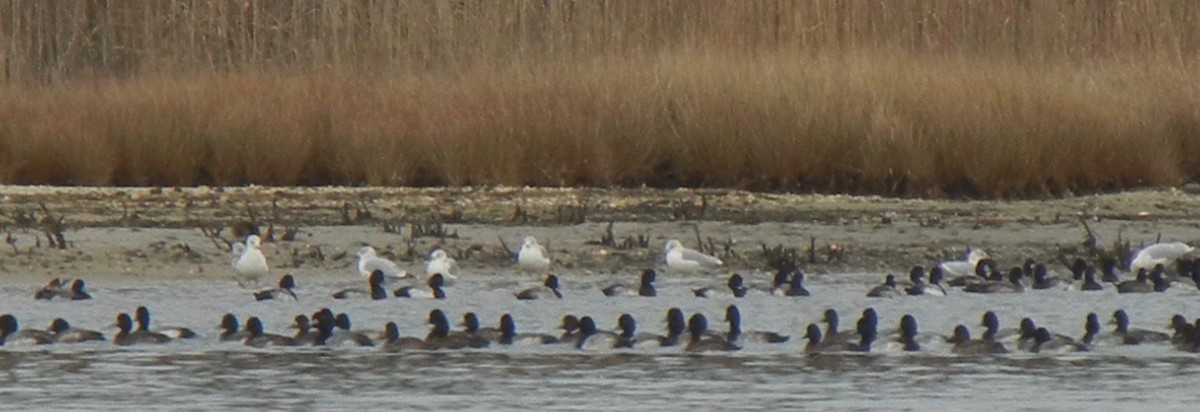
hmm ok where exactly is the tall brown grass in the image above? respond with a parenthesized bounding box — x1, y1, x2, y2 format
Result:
(1, 0, 1199, 198)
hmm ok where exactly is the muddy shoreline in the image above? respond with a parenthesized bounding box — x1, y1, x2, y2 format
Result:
(1, 186, 1199, 281)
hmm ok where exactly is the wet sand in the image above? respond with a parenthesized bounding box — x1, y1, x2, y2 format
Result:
(2, 185, 1199, 282)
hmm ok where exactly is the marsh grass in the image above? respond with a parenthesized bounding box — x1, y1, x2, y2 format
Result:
(0, 1, 1198, 197)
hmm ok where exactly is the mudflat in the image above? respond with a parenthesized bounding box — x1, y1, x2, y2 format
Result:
(1, 186, 1198, 282)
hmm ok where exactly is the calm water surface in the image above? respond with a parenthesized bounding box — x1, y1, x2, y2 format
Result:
(3, 273, 1200, 411)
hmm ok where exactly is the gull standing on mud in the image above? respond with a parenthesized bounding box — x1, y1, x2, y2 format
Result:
(357, 246, 411, 280)
(664, 239, 723, 274)
(234, 235, 268, 286)
(518, 236, 551, 274)
(425, 249, 459, 285)
(1129, 242, 1194, 273)
(230, 242, 245, 269)
(939, 249, 988, 278)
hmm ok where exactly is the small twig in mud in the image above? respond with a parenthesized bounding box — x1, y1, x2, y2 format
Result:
(5, 230, 18, 255)
(38, 202, 67, 249)
(411, 221, 458, 239)
(498, 236, 515, 258)
(556, 201, 589, 225)
(1078, 216, 1099, 254)
(600, 222, 616, 247)
(199, 226, 233, 251)
(173, 243, 204, 262)
(280, 226, 299, 242)
(511, 205, 529, 224)
(761, 243, 801, 273)
(330, 250, 348, 261)
(692, 225, 705, 254)
(808, 236, 817, 264)
(382, 221, 403, 234)
(827, 244, 845, 263)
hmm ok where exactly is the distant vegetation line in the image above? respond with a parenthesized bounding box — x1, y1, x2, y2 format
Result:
(0, 1, 1198, 198)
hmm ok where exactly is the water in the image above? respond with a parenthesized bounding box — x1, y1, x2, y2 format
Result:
(3, 273, 1200, 410)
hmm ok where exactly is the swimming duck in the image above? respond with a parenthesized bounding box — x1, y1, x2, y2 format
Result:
(425, 309, 487, 349)
(866, 274, 903, 298)
(394, 274, 447, 299)
(980, 311, 1019, 343)
(515, 274, 562, 300)
(659, 308, 688, 347)
(381, 322, 428, 352)
(694, 273, 748, 298)
(684, 314, 739, 353)
(820, 309, 854, 345)
(802, 323, 870, 353)
(47, 318, 104, 343)
(218, 313, 252, 342)
(1169, 314, 1195, 350)
(330, 313, 375, 347)
(135, 306, 196, 340)
(1031, 264, 1072, 290)
(786, 271, 811, 297)
(1099, 257, 1121, 283)
(1115, 269, 1155, 294)
(33, 278, 64, 300)
(963, 268, 1024, 294)
(602, 269, 656, 297)
(575, 316, 621, 350)
(1030, 327, 1087, 353)
(1110, 309, 1169, 344)
(1081, 312, 1123, 346)
(113, 313, 169, 346)
(1079, 266, 1104, 291)
(947, 325, 1007, 355)
(58, 279, 92, 300)
(905, 266, 946, 296)
(290, 315, 318, 345)
(878, 315, 922, 352)
(0, 314, 52, 345)
(947, 257, 996, 287)
(243, 317, 299, 348)
(558, 315, 580, 343)
(332, 270, 388, 300)
(498, 314, 558, 345)
(462, 312, 502, 342)
(614, 314, 667, 349)
(723, 305, 788, 344)
(253, 274, 298, 301)
(769, 270, 791, 296)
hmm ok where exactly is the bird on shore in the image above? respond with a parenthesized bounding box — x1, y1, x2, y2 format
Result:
(1130, 242, 1195, 273)
(425, 249, 459, 284)
(356, 246, 411, 281)
(664, 239, 723, 274)
(234, 235, 269, 286)
(940, 249, 989, 278)
(518, 236, 552, 274)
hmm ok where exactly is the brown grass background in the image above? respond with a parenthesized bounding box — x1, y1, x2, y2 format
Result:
(1, 0, 1199, 197)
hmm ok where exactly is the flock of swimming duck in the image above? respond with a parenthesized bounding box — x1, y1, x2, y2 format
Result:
(3, 235, 1200, 355)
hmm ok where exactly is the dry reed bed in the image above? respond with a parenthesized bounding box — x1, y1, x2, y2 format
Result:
(1, 1, 1199, 197)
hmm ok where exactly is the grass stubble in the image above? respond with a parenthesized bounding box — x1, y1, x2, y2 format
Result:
(0, 0, 1198, 198)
